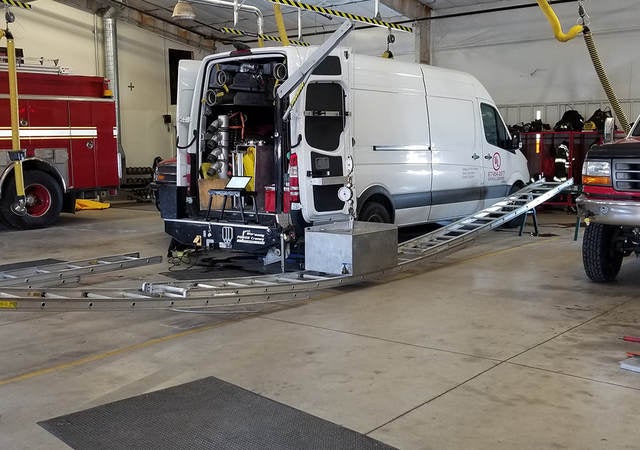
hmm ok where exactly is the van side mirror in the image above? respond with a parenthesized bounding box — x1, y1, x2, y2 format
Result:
(510, 132, 521, 151)
(603, 117, 615, 143)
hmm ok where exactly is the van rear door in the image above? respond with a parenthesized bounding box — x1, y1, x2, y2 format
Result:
(297, 53, 352, 222)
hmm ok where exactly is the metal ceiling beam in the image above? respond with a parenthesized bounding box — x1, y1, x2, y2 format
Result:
(380, 0, 430, 63)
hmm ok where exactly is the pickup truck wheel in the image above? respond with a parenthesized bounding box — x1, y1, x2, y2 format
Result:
(582, 222, 624, 282)
(0, 171, 63, 229)
(359, 201, 392, 223)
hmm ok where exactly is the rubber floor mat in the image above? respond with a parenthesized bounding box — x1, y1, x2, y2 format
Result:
(39, 376, 395, 450)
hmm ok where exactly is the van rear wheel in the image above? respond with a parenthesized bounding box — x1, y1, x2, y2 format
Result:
(359, 201, 392, 223)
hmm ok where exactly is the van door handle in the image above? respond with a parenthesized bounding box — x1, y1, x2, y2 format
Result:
(484, 154, 493, 160)
(472, 153, 480, 160)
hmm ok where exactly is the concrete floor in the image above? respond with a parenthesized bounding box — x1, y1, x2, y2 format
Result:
(2, 204, 640, 449)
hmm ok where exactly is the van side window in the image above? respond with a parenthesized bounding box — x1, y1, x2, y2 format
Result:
(481, 103, 512, 152)
(304, 82, 345, 151)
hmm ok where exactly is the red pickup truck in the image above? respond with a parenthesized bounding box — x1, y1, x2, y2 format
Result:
(577, 115, 640, 282)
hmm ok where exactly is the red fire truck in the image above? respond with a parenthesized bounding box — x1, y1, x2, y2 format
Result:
(0, 66, 119, 229)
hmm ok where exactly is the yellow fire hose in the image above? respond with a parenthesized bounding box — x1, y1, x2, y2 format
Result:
(536, 0, 630, 134)
(0, 28, 26, 216)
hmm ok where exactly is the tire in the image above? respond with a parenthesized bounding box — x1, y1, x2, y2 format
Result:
(0, 170, 63, 229)
(582, 222, 624, 282)
(359, 201, 392, 223)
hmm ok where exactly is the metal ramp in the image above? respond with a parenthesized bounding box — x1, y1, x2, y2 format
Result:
(0, 180, 573, 311)
(396, 179, 574, 265)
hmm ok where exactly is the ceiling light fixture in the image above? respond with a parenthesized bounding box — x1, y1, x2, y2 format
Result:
(172, 1, 196, 20)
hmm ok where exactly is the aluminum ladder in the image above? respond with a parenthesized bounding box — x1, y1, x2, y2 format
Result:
(0, 253, 162, 287)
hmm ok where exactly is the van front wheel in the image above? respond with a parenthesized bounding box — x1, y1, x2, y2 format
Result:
(359, 201, 392, 223)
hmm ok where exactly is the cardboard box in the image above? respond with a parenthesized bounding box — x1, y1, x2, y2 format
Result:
(198, 178, 232, 211)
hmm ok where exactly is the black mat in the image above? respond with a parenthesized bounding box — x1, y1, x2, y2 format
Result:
(39, 376, 395, 450)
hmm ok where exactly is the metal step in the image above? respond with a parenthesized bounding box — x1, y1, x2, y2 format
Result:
(0, 179, 573, 311)
(0, 253, 163, 287)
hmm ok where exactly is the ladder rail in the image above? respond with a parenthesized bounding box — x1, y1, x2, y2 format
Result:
(0, 253, 163, 287)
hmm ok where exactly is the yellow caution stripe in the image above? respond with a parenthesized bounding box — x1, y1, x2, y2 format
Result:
(1, 0, 31, 9)
(221, 27, 310, 46)
(0, 301, 18, 310)
(267, 0, 412, 33)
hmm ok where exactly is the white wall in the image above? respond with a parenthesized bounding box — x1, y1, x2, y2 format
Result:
(12, 0, 206, 167)
(430, 0, 640, 126)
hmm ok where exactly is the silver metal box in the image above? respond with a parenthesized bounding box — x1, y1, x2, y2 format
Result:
(305, 221, 398, 275)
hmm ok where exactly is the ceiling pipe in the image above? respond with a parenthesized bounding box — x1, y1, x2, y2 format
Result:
(174, 0, 263, 36)
(101, 4, 127, 166)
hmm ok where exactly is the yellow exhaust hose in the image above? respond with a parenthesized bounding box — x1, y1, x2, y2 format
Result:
(536, 0, 583, 42)
(583, 28, 631, 134)
(273, 4, 290, 46)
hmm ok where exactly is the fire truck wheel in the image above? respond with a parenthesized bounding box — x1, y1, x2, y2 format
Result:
(0, 171, 63, 229)
(582, 222, 624, 282)
(359, 201, 392, 223)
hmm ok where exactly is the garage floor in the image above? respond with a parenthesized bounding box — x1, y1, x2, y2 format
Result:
(2, 204, 640, 449)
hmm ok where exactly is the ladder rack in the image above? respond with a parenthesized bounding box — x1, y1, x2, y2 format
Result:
(0, 180, 573, 311)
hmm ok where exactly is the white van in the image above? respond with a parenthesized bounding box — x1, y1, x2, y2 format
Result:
(156, 45, 529, 254)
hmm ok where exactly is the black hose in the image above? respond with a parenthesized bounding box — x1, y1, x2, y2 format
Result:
(583, 27, 631, 134)
(176, 129, 197, 150)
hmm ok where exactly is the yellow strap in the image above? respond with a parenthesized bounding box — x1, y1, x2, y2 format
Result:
(536, 0, 583, 42)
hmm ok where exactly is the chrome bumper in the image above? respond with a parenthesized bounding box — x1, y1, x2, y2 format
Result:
(576, 195, 640, 226)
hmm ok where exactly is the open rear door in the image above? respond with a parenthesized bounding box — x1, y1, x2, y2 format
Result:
(297, 52, 352, 222)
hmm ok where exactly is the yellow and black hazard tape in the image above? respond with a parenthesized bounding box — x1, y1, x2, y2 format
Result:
(267, 0, 412, 33)
(221, 27, 310, 46)
(221, 27, 244, 36)
(1, 0, 32, 9)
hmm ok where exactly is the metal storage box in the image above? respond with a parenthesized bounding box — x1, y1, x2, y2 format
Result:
(305, 221, 398, 275)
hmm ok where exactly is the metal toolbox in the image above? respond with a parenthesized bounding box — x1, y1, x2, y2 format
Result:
(305, 221, 398, 275)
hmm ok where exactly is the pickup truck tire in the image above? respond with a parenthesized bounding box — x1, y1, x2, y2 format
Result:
(582, 222, 624, 282)
(0, 170, 63, 229)
(359, 201, 392, 223)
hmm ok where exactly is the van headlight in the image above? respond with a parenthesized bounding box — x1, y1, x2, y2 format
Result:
(582, 160, 612, 186)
